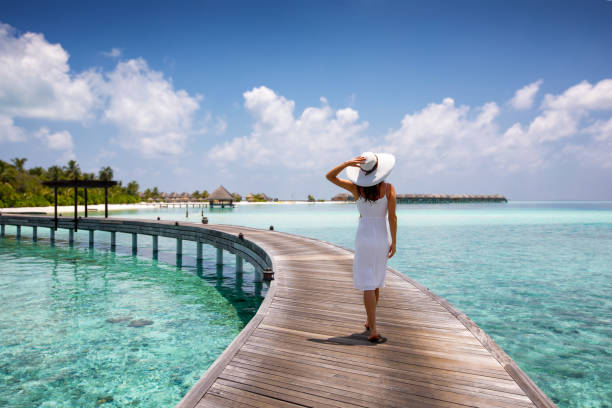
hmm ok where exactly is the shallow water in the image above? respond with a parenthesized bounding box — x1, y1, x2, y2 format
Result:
(0, 229, 265, 407)
(1, 201, 611, 407)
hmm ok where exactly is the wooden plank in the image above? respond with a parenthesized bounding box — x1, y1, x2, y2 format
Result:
(225, 361, 535, 408)
(230, 349, 530, 400)
(207, 382, 302, 408)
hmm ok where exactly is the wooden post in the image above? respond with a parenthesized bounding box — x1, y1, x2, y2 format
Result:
(110, 231, 116, 250)
(49, 227, 55, 244)
(68, 228, 74, 246)
(74, 182, 78, 232)
(253, 266, 263, 282)
(16, 225, 21, 240)
(235, 255, 243, 273)
(216, 247, 223, 265)
(152, 235, 158, 253)
(104, 187, 108, 218)
(54, 186, 58, 230)
(176, 238, 182, 256)
(132, 233, 137, 253)
(89, 230, 94, 246)
(235, 268, 243, 291)
(32, 226, 37, 242)
(84, 188, 88, 218)
(197, 241, 203, 260)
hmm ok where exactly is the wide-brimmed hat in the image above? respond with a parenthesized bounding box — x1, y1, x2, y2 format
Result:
(345, 152, 395, 187)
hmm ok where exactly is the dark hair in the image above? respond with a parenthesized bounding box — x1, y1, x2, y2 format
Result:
(357, 182, 384, 203)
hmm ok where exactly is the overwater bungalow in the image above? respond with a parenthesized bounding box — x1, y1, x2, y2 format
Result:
(331, 193, 355, 201)
(208, 185, 235, 208)
(396, 194, 507, 203)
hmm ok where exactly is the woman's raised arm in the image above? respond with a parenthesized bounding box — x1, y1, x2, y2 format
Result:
(325, 156, 364, 197)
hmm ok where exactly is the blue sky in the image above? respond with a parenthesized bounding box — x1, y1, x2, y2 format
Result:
(1, 0, 611, 200)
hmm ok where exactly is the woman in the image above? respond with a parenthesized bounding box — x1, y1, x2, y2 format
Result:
(326, 152, 397, 343)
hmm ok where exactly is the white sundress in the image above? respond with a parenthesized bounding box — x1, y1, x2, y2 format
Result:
(353, 193, 391, 290)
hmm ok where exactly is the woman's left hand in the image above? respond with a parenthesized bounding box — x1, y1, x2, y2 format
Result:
(388, 243, 396, 258)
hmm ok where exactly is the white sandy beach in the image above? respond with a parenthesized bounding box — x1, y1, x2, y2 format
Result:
(0, 200, 351, 214)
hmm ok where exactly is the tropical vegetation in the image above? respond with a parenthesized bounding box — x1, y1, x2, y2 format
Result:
(0, 158, 141, 208)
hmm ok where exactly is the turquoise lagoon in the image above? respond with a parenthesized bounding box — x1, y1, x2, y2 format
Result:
(1, 201, 611, 407)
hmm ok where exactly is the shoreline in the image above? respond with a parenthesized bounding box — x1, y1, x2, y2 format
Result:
(4, 199, 609, 215)
(0, 201, 352, 214)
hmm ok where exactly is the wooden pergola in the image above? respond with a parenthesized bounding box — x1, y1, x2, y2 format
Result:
(42, 179, 118, 231)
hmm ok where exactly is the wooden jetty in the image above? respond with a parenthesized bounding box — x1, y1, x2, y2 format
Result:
(397, 194, 507, 204)
(0, 214, 555, 408)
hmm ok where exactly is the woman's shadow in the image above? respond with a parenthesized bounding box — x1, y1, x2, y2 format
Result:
(308, 330, 387, 346)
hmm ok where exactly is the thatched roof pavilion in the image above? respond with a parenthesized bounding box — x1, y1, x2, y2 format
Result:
(208, 185, 235, 208)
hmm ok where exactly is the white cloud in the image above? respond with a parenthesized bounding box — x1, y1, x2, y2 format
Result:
(585, 117, 612, 141)
(495, 78, 612, 169)
(0, 22, 205, 158)
(102, 47, 122, 58)
(0, 114, 26, 142)
(34, 127, 73, 151)
(382, 78, 612, 175)
(382, 98, 501, 173)
(214, 116, 227, 135)
(509, 80, 542, 110)
(543, 79, 612, 111)
(209, 86, 369, 169)
(526, 109, 579, 142)
(33, 127, 75, 161)
(102, 58, 202, 156)
(561, 117, 612, 169)
(0, 23, 102, 121)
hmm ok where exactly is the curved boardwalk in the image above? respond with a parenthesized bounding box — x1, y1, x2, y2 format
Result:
(0, 215, 555, 407)
(179, 225, 556, 408)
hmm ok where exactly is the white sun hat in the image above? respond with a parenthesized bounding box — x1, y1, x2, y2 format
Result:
(345, 152, 396, 187)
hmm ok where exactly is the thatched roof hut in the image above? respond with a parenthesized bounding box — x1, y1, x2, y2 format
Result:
(208, 185, 235, 207)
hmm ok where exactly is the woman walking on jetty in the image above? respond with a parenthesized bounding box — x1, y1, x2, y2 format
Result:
(326, 152, 397, 343)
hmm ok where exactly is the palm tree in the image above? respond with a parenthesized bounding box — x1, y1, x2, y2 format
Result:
(98, 166, 113, 181)
(11, 157, 27, 172)
(0, 161, 17, 184)
(47, 165, 63, 181)
(126, 181, 139, 196)
(64, 160, 81, 179)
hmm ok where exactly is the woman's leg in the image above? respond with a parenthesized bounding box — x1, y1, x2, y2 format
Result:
(363, 289, 378, 337)
(365, 287, 381, 329)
